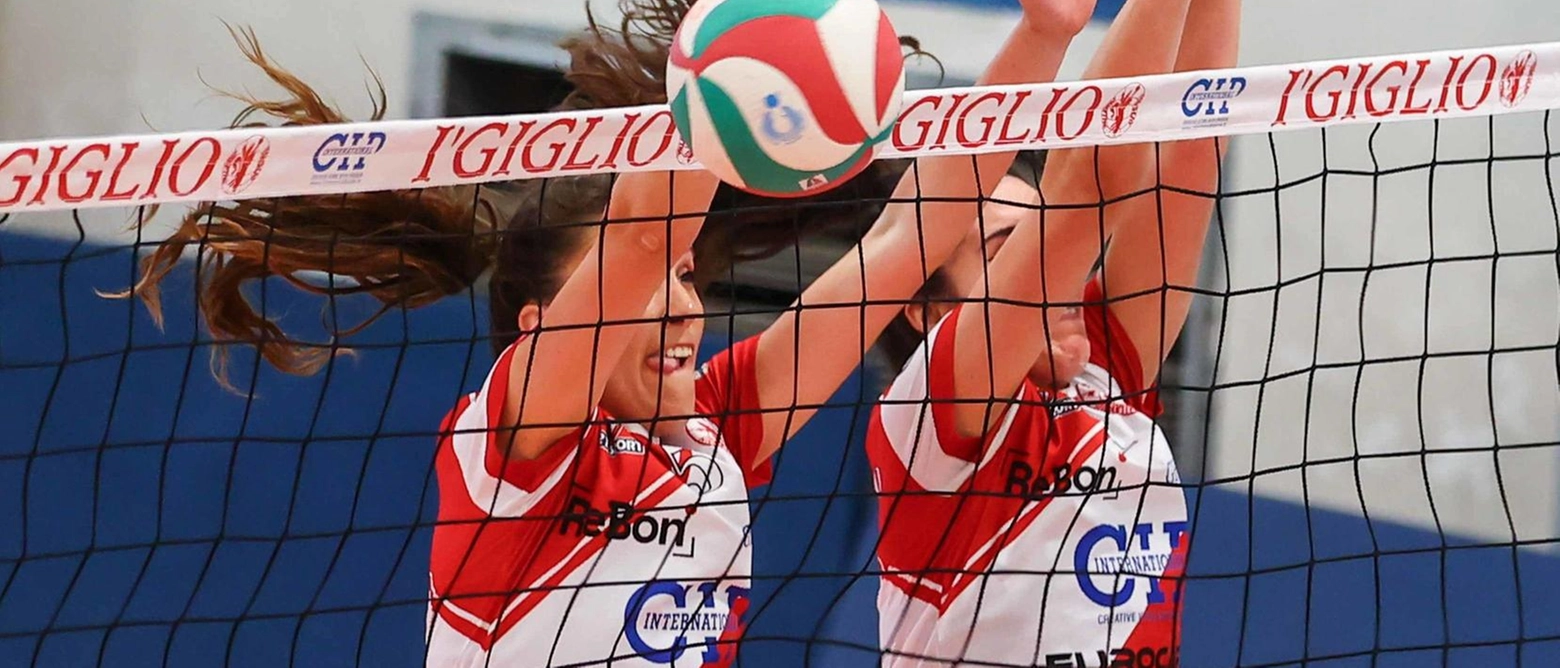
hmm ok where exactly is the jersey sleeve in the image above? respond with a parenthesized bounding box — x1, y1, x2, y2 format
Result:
(435, 340, 599, 519)
(1082, 277, 1164, 417)
(875, 307, 1037, 492)
(695, 335, 772, 488)
(895, 306, 983, 462)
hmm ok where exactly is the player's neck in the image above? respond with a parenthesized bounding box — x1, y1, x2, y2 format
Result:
(650, 418, 689, 444)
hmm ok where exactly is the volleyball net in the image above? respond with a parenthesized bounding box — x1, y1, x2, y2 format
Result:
(1, 41, 1558, 667)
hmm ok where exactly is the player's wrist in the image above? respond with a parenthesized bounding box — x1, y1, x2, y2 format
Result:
(1016, 11, 1087, 41)
(984, 18, 1072, 86)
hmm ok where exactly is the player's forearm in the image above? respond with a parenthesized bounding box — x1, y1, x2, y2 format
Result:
(1082, 0, 1194, 81)
(499, 170, 716, 460)
(1024, 0, 1200, 305)
(605, 170, 718, 263)
(947, 168, 1097, 435)
(981, 12, 1077, 88)
(883, 16, 1082, 267)
(1174, 0, 1241, 75)
(948, 213, 1055, 438)
(951, 16, 1080, 208)
(1050, 0, 1197, 206)
(933, 18, 1076, 174)
(1098, 0, 1241, 379)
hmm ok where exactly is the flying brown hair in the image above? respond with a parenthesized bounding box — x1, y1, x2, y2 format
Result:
(115, 3, 935, 389)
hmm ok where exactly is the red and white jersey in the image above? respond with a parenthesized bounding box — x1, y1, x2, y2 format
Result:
(426, 337, 770, 668)
(867, 281, 1189, 668)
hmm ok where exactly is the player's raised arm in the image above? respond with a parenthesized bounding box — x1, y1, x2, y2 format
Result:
(743, 0, 1098, 465)
(498, 170, 720, 460)
(1096, 0, 1241, 383)
(946, 0, 1197, 438)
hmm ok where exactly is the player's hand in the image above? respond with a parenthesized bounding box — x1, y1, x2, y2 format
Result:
(1018, 0, 1098, 38)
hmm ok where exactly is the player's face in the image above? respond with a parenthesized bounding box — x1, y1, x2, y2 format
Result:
(600, 251, 706, 429)
(937, 176, 1091, 389)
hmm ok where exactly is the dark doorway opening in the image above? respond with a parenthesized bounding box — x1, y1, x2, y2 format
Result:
(442, 53, 573, 117)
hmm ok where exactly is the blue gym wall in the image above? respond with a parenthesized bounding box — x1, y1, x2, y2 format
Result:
(2, 231, 1557, 667)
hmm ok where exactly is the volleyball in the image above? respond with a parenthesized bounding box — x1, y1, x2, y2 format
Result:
(665, 0, 907, 197)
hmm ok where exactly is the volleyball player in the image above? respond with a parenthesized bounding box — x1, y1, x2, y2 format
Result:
(119, 1, 1098, 665)
(866, 0, 1240, 665)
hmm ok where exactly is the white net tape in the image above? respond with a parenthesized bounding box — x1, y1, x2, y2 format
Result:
(0, 41, 1555, 214)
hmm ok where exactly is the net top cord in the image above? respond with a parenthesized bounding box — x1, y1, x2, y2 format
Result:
(0, 41, 1554, 215)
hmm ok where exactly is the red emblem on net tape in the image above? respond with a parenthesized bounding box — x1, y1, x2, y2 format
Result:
(1102, 83, 1147, 138)
(221, 136, 269, 195)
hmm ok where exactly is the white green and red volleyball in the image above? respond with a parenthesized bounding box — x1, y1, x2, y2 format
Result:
(665, 0, 906, 197)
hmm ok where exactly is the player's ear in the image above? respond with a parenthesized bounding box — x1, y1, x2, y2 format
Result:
(902, 300, 931, 336)
(517, 302, 543, 334)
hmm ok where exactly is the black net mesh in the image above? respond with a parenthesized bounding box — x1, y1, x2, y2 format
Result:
(0, 109, 1558, 668)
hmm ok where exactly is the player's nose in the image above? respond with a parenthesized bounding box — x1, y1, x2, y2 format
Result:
(664, 279, 702, 323)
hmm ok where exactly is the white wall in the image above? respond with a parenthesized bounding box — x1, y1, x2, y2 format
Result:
(0, 0, 563, 140)
(1, 0, 1557, 544)
(0, 0, 1089, 142)
(1203, 0, 1560, 547)
(1210, 113, 1560, 545)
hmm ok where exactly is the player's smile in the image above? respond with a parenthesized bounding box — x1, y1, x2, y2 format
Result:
(647, 343, 697, 375)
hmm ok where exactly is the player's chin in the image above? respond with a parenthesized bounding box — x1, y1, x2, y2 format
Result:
(1058, 347, 1091, 385)
(1034, 340, 1091, 388)
(651, 389, 697, 425)
(639, 371, 698, 420)
(1057, 336, 1090, 372)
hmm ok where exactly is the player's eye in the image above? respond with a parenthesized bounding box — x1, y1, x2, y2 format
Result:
(673, 254, 697, 284)
(675, 262, 697, 284)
